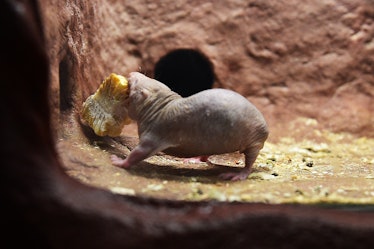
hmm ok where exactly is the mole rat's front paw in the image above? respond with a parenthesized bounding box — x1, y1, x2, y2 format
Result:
(110, 155, 130, 168)
(219, 171, 249, 181)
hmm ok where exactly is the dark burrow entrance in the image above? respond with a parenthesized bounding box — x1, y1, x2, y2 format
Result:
(154, 49, 215, 97)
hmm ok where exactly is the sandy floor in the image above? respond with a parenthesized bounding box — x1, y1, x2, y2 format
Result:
(57, 118, 374, 205)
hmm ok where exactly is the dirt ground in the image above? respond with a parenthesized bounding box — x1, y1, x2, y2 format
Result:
(57, 117, 374, 205)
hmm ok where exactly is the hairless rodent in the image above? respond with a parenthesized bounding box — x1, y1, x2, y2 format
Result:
(111, 72, 269, 180)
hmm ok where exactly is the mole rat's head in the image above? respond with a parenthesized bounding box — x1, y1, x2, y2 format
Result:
(128, 72, 171, 100)
(126, 72, 172, 119)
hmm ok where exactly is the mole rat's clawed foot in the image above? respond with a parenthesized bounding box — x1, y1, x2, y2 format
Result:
(219, 170, 250, 181)
(183, 156, 210, 164)
(110, 155, 130, 168)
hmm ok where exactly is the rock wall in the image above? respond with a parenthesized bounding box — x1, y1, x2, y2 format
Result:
(40, 0, 374, 138)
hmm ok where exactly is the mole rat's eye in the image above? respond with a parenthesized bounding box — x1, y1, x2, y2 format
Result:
(128, 74, 138, 85)
(139, 89, 151, 99)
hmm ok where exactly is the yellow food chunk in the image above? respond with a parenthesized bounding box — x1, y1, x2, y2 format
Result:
(81, 73, 132, 137)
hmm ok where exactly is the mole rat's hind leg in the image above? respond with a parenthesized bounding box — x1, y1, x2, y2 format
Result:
(111, 139, 165, 168)
(219, 147, 261, 181)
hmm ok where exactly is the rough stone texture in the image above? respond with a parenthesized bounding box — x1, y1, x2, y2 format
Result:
(40, 0, 373, 138)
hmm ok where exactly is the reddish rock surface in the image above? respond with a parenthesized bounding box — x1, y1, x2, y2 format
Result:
(40, 0, 373, 138)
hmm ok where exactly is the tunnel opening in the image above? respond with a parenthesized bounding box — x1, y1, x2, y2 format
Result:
(59, 51, 76, 112)
(154, 49, 215, 97)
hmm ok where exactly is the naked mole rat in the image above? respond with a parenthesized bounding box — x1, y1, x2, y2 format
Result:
(111, 72, 269, 181)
